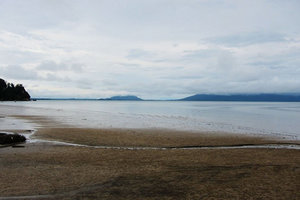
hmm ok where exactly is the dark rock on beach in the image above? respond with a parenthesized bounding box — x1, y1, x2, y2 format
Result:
(0, 133, 26, 145)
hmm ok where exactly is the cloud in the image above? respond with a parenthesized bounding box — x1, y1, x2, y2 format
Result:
(0, 65, 38, 80)
(0, 0, 300, 98)
(126, 49, 153, 59)
(36, 61, 84, 72)
(206, 32, 288, 46)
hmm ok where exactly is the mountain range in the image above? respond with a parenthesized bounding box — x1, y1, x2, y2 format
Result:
(179, 94, 300, 102)
(31, 94, 300, 102)
(98, 95, 143, 101)
(98, 94, 300, 102)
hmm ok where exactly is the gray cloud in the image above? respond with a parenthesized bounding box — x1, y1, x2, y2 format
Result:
(0, 65, 38, 80)
(37, 61, 84, 72)
(43, 73, 72, 83)
(126, 49, 153, 59)
(0, 0, 300, 98)
(206, 32, 288, 46)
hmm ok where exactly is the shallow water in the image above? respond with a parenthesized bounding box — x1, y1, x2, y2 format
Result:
(0, 100, 300, 140)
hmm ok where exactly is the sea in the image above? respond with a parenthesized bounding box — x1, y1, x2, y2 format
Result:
(0, 100, 300, 140)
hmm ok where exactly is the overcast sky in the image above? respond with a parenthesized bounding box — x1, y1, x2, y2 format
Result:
(0, 0, 300, 99)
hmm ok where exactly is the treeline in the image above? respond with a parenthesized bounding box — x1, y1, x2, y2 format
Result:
(0, 78, 31, 101)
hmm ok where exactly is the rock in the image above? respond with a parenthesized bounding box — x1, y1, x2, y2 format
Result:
(0, 133, 26, 145)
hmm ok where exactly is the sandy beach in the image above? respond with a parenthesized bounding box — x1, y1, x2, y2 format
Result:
(0, 114, 299, 199)
(2, 0, 300, 198)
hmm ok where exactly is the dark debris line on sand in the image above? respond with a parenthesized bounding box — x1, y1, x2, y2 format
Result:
(0, 133, 26, 147)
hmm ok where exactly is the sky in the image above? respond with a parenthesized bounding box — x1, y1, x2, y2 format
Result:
(0, 0, 300, 99)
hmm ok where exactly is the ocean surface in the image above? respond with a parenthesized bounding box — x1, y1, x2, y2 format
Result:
(0, 100, 300, 140)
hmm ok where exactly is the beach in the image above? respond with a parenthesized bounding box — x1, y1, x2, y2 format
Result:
(2, 0, 300, 198)
(0, 103, 300, 199)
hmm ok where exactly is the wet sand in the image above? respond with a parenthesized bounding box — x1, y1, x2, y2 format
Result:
(35, 127, 286, 148)
(0, 115, 299, 199)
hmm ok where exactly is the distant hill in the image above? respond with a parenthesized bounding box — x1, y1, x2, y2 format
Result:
(179, 94, 300, 102)
(0, 78, 31, 101)
(99, 95, 143, 101)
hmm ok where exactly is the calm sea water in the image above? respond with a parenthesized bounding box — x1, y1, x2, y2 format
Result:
(1, 100, 300, 140)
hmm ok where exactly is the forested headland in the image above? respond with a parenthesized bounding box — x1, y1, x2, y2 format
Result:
(0, 78, 30, 101)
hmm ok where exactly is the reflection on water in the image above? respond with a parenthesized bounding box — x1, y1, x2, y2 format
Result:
(0, 100, 300, 140)
(0, 116, 34, 130)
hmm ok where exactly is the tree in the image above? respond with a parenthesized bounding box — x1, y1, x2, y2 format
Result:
(0, 78, 31, 101)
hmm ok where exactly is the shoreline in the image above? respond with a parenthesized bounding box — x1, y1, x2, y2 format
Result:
(1, 102, 299, 141)
(3, 127, 300, 151)
(0, 114, 299, 199)
(7, 113, 300, 147)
